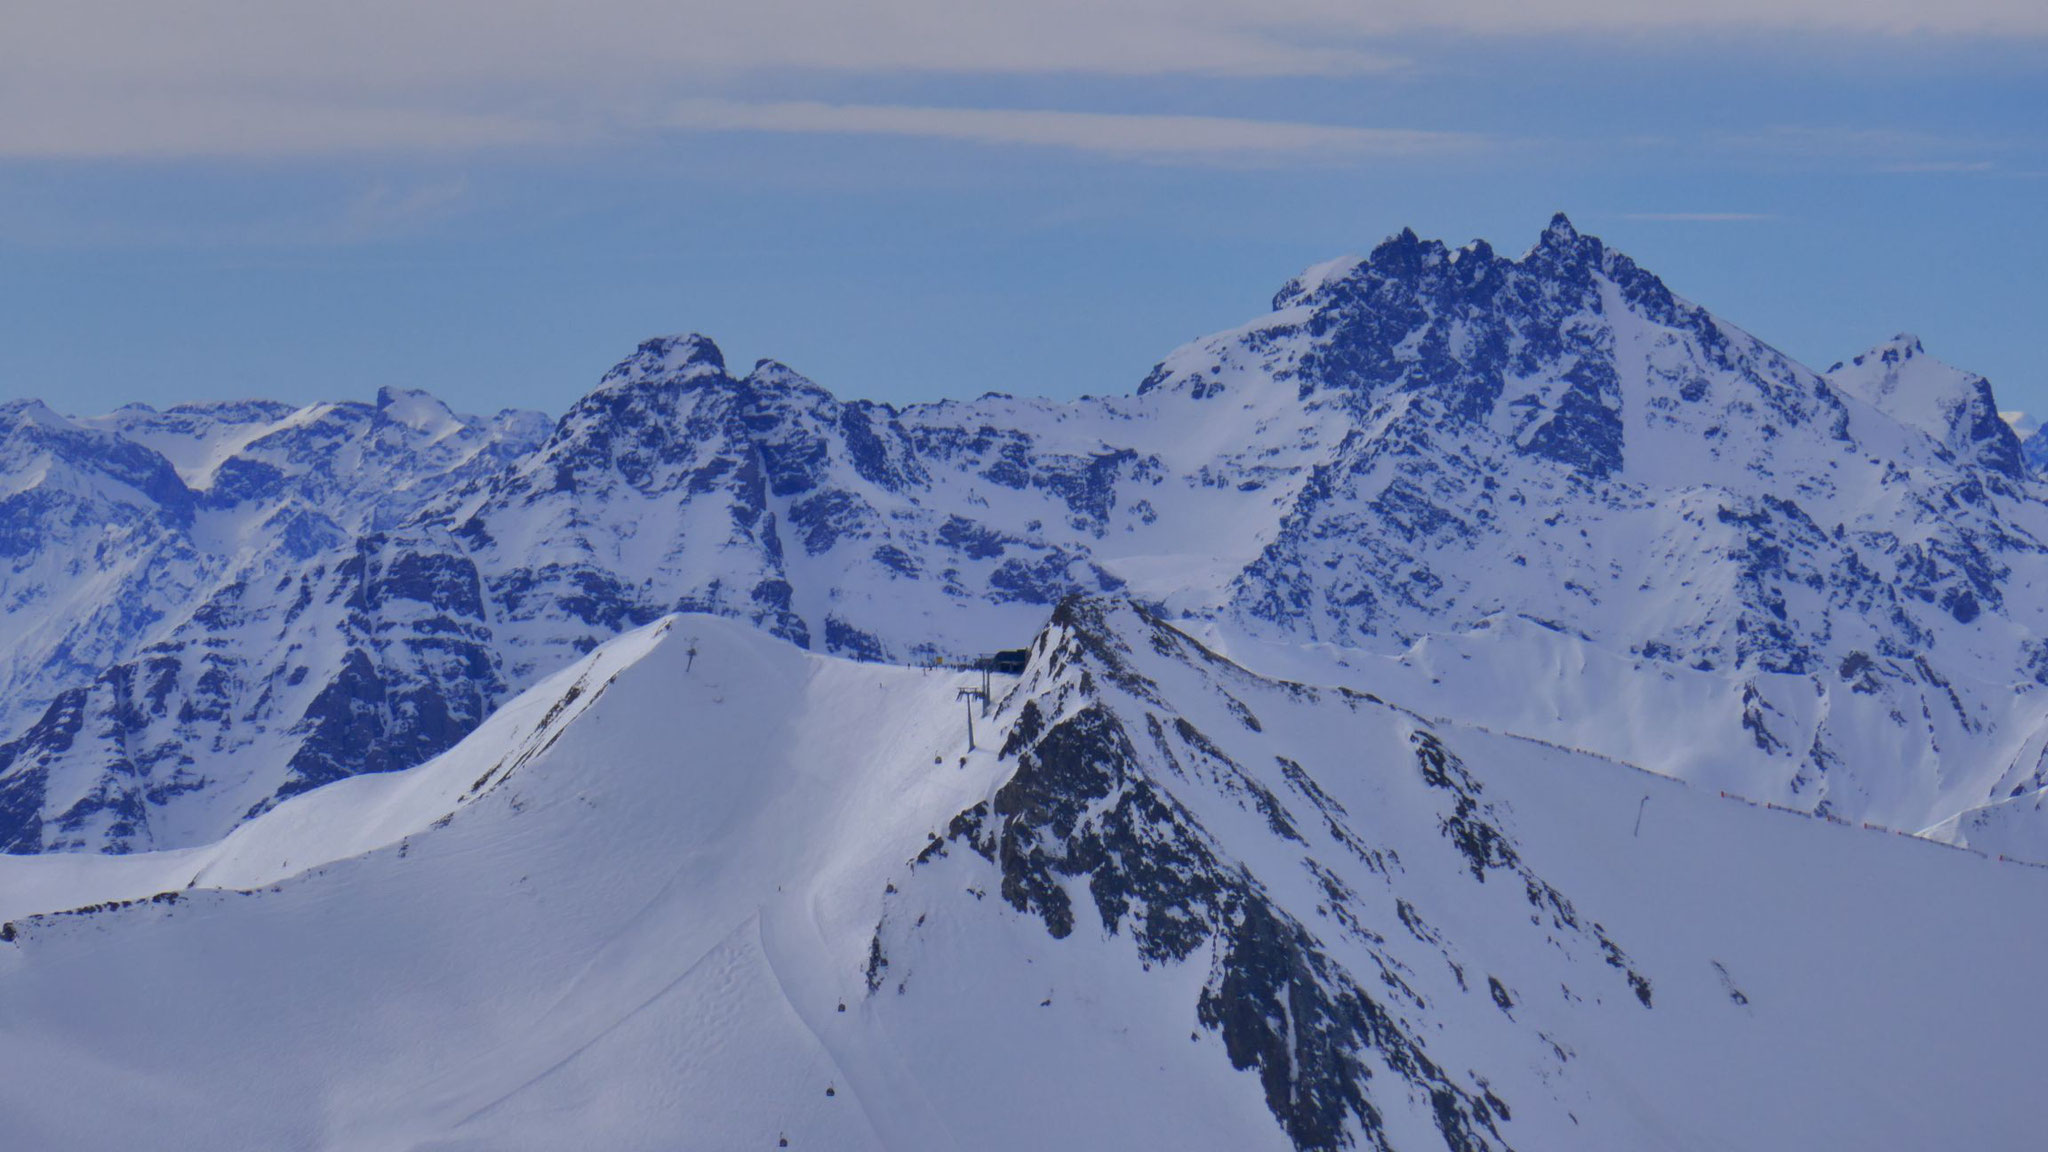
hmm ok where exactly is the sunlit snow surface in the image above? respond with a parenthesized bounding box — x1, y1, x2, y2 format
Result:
(0, 608, 2042, 1151)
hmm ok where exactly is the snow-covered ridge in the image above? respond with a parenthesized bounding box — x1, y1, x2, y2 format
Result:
(1999, 408, 2048, 476)
(1826, 332, 2025, 478)
(1, 600, 2042, 1151)
(7, 214, 2048, 862)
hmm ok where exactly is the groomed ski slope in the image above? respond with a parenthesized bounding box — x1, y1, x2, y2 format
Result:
(0, 609, 2042, 1151)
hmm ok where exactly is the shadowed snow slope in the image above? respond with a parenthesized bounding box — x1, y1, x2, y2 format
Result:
(1, 602, 2043, 1151)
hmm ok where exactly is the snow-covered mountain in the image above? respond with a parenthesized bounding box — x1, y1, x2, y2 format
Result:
(7, 215, 2048, 862)
(1999, 408, 2048, 477)
(0, 391, 548, 850)
(1, 604, 2040, 1150)
(1825, 333, 2026, 478)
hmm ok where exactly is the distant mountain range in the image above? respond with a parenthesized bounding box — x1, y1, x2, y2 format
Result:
(6, 213, 2048, 863)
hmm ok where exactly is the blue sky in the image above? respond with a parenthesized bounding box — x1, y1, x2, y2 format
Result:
(1, 3, 2043, 419)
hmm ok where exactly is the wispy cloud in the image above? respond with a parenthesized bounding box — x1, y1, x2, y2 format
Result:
(327, 178, 472, 241)
(0, 175, 477, 250)
(1623, 212, 1780, 223)
(1721, 125, 2012, 174)
(0, 99, 561, 160)
(1874, 159, 1997, 173)
(664, 100, 1482, 165)
(0, 92, 1486, 168)
(2, 2, 2043, 161)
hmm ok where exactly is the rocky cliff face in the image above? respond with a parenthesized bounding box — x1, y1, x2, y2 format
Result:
(872, 598, 1656, 1151)
(0, 393, 546, 851)
(6, 215, 2048, 856)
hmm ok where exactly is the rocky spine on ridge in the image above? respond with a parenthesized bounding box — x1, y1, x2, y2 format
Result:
(867, 597, 1656, 1151)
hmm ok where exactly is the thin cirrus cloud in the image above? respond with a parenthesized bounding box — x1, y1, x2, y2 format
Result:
(0, 93, 1480, 167)
(1622, 213, 1780, 222)
(9, 1, 2044, 88)
(1720, 126, 2012, 172)
(1875, 160, 1998, 173)
(0, 98, 565, 160)
(663, 100, 1483, 165)
(1, 1, 2043, 162)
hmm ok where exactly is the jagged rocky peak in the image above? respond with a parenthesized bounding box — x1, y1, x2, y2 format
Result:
(581, 337, 844, 421)
(487, 405, 556, 443)
(519, 333, 749, 485)
(552, 333, 755, 443)
(1, 397, 67, 430)
(1840, 331, 1948, 373)
(596, 332, 730, 390)
(373, 385, 464, 438)
(1826, 332, 2023, 478)
(1147, 211, 1888, 491)
(2001, 410, 2048, 477)
(1355, 212, 1611, 305)
(1145, 214, 1669, 480)
(1531, 209, 1588, 252)
(1520, 210, 1625, 284)
(160, 397, 299, 423)
(368, 387, 549, 472)
(0, 399, 192, 515)
(743, 357, 840, 405)
(523, 333, 905, 504)
(746, 357, 805, 386)
(0, 398, 106, 447)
